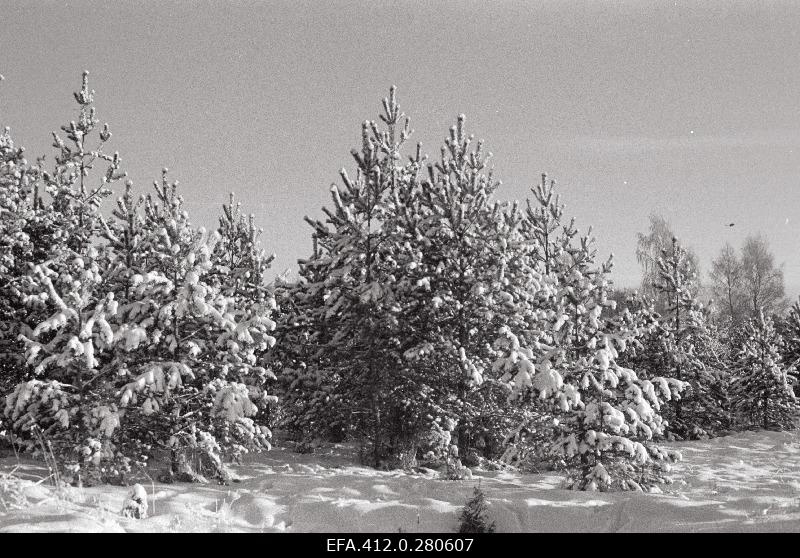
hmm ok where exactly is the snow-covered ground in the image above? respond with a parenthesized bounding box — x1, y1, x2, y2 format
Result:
(1, 429, 799, 532)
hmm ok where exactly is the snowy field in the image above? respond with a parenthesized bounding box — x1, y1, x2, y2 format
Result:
(1, 429, 799, 533)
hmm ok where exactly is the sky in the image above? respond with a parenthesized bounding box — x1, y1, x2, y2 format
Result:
(2, 0, 800, 296)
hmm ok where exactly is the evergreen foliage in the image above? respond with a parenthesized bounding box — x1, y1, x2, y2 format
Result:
(733, 313, 798, 430)
(277, 87, 419, 465)
(5, 73, 786, 495)
(1, 73, 279, 483)
(637, 238, 731, 439)
(496, 177, 685, 491)
(457, 486, 495, 533)
(776, 299, 800, 393)
(0, 123, 45, 402)
(275, 89, 688, 490)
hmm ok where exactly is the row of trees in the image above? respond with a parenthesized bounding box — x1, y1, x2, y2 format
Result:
(634, 213, 787, 326)
(709, 237, 787, 325)
(270, 87, 799, 489)
(1, 75, 797, 491)
(630, 216, 796, 437)
(271, 90, 687, 490)
(622, 236, 797, 439)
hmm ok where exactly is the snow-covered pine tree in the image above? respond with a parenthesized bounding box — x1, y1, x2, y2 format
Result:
(396, 120, 549, 462)
(4, 74, 279, 483)
(99, 179, 145, 303)
(521, 173, 577, 275)
(651, 238, 729, 438)
(273, 255, 337, 449)
(210, 193, 279, 437)
(0, 123, 44, 402)
(618, 291, 735, 434)
(775, 298, 800, 393)
(105, 170, 278, 481)
(732, 312, 798, 430)
(212, 193, 276, 302)
(280, 95, 532, 468)
(4, 71, 129, 479)
(636, 214, 701, 314)
(490, 175, 580, 466)
(0, 120, 51, 443)
(705, 316, 736, 431)
(0, 75, 103, 412)
(555, 244, 682, 490)
(278, 87, 416, 466)
(45, 71, 123, 252)
(497, 176, 684, 491)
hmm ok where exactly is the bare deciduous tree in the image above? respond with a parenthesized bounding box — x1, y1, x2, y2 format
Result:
(636, 213, 700, 312)
(740, 234, 786, 318)
(709, 243, 745, 325)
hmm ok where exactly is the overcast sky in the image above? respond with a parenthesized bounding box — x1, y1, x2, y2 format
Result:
(2, 0, 800, 296)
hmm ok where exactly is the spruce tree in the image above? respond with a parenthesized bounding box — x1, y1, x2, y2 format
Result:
(458, 486, 496, 533)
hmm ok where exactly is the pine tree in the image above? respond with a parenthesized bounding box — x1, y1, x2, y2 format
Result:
(0, 122, 45, 403)
(3, 71, 128, 479)
(732, 312, 798, 430)
(392, 114, 534, 462)
(3, 74, 279, 482)
(498, 177, 684, 491)
(635, 213, 701, 314)
(0, 74, 78, 421)
(109, 170, 277, 480)
(776, 298, 800, 393)
(650, 238, 729, 439)
(279, 93, 533, 467)
(210, 193, 279, 437)
(278, 87, 416, 465)
(45, 71, 122, 249)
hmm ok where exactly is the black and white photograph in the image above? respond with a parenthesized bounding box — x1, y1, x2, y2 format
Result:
(1, 0, 799, 536)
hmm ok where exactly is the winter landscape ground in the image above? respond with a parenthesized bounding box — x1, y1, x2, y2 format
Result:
(2, 428, 799, 533)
